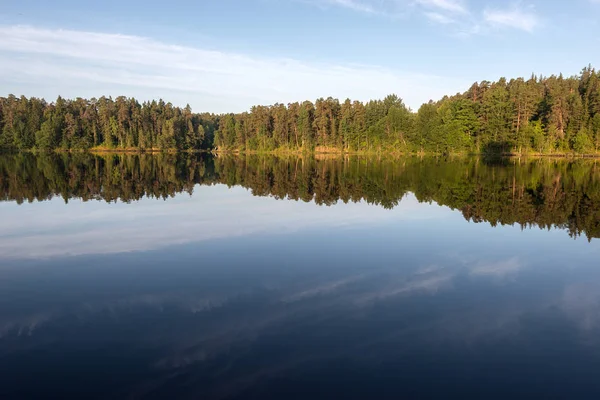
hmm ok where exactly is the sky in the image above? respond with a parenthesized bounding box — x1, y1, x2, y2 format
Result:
(0, 0, 599, 113)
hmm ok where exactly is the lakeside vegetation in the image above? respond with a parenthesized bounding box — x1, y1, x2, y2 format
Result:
(2, 67, 600, 155)
(2, 152, 600, 240)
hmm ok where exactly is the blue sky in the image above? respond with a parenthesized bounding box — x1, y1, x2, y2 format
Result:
(1, 0, 599, 112)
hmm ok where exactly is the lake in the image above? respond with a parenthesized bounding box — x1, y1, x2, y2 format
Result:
(2, 153, 600, 399)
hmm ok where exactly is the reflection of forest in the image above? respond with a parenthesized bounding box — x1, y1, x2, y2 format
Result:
(2, 153, 600, 239)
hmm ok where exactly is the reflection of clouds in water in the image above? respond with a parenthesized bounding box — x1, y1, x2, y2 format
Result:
(469, 257, 522, 278)
(0, 256, 527, 340)
(146, 257, 544, 399)
(281, 274, 368, 303)
(415, 264, 442, 275)
(0, 292, 231, 340)
(5, 252, 598, 397)
(356, 257, 526, 305)
(355, 272, 454, 305)
(0, 312, 54, 339)
(562, 282, 600, 335)
(0, 188, 443, 260)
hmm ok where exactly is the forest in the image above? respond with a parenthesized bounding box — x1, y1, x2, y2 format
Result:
(1, 66, 600, 154)
(2, 153, 600, 240)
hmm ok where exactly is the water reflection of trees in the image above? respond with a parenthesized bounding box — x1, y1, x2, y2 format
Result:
(2, 153, 600, 239)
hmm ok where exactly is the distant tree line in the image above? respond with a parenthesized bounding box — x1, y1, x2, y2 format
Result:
(2, 153, 600, 239)
(2, 66, 600, 154)
(0, 96, 217, 151)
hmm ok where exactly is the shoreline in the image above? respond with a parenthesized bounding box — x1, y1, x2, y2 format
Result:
(2, 148, 600, 158)
(212, 149, 600, 159)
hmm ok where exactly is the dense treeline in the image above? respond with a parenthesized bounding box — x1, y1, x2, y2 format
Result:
(214, 66, 600, 154)
(2, 153, 600, 239)
(2, 67, 600, 154)
(0, 96, 217, 151)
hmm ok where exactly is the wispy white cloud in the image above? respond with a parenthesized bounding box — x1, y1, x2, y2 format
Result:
(483, 4, 540, 32)
(328, 0, 378, 14)
(319, 0, 542, 36)
(321, 0, 467, 18)
(0, 25, 465, 113)
(319, 0, 410, 17)
(416, 0, 468, 15)
(422, 2, 542, 36)
(424, 11, 457, 24)
(416, 0, 471, 33)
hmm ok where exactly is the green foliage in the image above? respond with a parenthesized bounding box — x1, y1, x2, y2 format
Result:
(415, 102, 441, 151)
(1, 66, 600, 154)
(0, 96, 216, 152)
(439, 99, 478, 152)
(522, 120, 546, 152)
(572, 127, 592, 153)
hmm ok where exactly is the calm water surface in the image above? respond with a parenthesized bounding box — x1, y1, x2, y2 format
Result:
(2, 153, 600, 399)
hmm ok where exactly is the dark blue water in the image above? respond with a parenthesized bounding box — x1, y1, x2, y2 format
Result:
(2, 155, 600, 399)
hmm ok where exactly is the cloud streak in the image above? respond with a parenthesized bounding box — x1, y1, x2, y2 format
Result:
(416, 0, 467, 15)
(319, 0, 541, 35)
(322, 0, 407, 16)
(0, 25, 465, 112)
(424, 11, 457, 24)
(328, 0, 378, 14)
(322, 0, 467, 18)
(483, 5, 540, 33)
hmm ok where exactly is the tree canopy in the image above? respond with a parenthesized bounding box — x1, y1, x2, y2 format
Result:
(2, 66, 600, 154)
